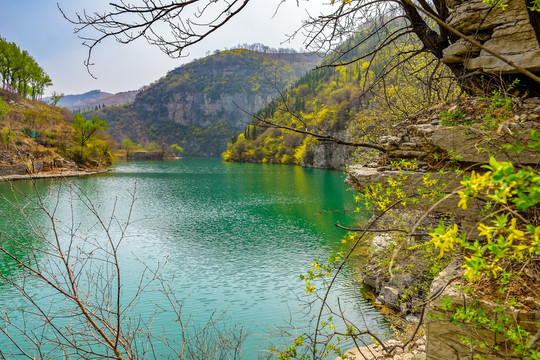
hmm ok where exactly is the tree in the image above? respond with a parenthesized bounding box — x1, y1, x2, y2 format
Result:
(50, 91, 64, 106)
(121, 137, 136, 157)
(146, 141, 159, 151)
(72, 113, 109, 162)
(170, 143, 184, 155)
(0, 37, 53, 99)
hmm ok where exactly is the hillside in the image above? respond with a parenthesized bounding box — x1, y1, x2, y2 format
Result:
(52, 90, 138, 110)
(0, 89, 74, 166)
(223, 30, 460, 169)
(0, 89, 114, 176)
(84, 49, 321, 156)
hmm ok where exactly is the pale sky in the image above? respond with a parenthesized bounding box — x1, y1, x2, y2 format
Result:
(0, 0, 329, 97)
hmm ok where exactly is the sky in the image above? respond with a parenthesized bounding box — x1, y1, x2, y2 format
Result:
(0, 0, 329, 97)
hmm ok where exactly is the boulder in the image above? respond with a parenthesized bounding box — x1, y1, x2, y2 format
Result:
(54, 158, 77, 170)
(0, 164, 28, 176)
(378, 286, 401, 310)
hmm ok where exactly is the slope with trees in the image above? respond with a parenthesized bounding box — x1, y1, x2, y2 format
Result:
(223, 27, 460, 168)
(0, 88, 114, 173)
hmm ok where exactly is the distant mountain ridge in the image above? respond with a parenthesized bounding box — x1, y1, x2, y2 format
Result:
(52, 90, 138, 110)
(85, 49, 321, 156)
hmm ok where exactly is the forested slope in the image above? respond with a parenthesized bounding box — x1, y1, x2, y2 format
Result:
(0, 39, 113, 173)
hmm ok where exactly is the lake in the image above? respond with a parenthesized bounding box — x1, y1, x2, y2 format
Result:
(0, 158, 388, 358)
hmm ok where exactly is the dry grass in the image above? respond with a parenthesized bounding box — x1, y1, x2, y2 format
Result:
(0, 90, 74, 165)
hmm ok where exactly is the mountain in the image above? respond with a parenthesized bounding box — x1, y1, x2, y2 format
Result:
(52, 90, 138, 110)
(84, 49, 321, 156)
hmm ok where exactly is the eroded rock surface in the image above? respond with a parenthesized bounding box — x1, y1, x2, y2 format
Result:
(442, 0, 540, 74)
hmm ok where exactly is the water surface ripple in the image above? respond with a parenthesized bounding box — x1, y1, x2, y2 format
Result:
(0, 158, 388, 358)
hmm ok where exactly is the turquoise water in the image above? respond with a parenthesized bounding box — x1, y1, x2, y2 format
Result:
(0, 158, 388, 358)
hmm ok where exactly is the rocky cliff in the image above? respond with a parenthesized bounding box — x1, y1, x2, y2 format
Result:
(302, 134, 354, 170)
(442, 0, 540, 87)
(134, 50, 319, 128)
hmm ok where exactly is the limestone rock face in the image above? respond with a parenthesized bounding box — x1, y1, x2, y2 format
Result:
(442, 0, 540, 74)
(302, 133, 353, 169)
(380, 121, 540, 165)
(162, 91, 269, 128)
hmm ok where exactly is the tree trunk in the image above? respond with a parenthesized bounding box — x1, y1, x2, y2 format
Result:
(526, 0, 540, 47)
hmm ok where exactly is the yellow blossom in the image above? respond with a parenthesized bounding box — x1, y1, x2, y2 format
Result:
(457, 191, 468, 210)
(506, 218, 525, 243)
(430, 224, 459, 256)
(477, 223, 493, 243)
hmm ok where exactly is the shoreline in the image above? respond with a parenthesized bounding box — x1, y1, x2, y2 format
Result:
(0, 168, 113, 182)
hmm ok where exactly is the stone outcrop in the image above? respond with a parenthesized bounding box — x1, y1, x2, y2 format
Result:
(53, 158, 77, 170)
(0, 158, 77, 178)
(379, 97, 540, 165)
(302, 132, 354, 169)
(442, 0, 540, 74)
(0, 164, 29, 176)
(381, 120, 540, 164)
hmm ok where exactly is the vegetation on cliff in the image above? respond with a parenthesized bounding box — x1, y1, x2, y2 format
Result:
(223, 30, 459, 166)
(0, 39, 114, 171)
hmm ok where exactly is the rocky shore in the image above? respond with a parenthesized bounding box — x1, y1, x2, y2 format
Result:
(337, 337, 427, 360)
(0, 168, 112, 182)
(342, 96, 540, 360)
